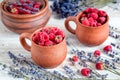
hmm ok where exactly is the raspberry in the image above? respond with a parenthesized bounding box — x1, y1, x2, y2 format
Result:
(38, 40, 44, 46)
(55, 35, 63, 43)
(81, 13, 87, 17)
(92, 8, 98, 13)
(98, 10, 107, 17)
(82, 19, 90, 26)
(44, 40, 54, 46)
(96, 62, 104, 70)
(80, 17, 87, 22)
(49, 33, 55, 40)
(103, 45, 112, 52)
(56, 30, 65, 38)
(97, 17, 106, 24)
(90, 13, 98, 20)
(85, 7, 92, 13)
(97, 23, 102, 26)
(41, 32, 49, 42)
(10, 8, 19, 14)
(50, 27, 59, 34)
(81, 68, 91, 76)
(72, 56, 78, 62)
(94, 50, 101, 57)
(33, 3, 40, 8)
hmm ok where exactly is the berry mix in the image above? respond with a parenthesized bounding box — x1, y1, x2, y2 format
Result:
(6, 0, 43, 14)
(32, 27, 65, 46)
(79, 7, 107, 27)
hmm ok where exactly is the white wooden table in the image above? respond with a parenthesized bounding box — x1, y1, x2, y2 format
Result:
(0, 1, 120, 80)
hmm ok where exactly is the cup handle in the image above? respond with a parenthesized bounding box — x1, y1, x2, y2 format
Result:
(20, 33, 31, 51)
(65, 16, 77, 34)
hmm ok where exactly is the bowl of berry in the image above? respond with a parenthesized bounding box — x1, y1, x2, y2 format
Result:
(65, 8, 109, 46)
(0, 0, 51, 34)
(20, 27, 67, 68)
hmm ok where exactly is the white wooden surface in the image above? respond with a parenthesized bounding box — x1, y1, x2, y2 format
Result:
(0, 1, 120, 80)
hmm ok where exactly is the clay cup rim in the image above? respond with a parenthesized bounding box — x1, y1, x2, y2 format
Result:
(76, 11, 109, 29)
(30, 27, 66, 48)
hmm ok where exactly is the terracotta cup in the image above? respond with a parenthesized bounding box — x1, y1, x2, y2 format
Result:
(19, 27, 67, 68)
(65, 12, 109, 46)
(0, 0, 51, 34)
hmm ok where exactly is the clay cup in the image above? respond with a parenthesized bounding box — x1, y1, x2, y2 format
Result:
(65, 12, 109, 46)
(20, 27, 67, 68)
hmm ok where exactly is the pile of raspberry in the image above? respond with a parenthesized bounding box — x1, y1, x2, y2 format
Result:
(79, 7, 107, 27)
(6, 0, 42, 14)
(32, 27, 65, 46)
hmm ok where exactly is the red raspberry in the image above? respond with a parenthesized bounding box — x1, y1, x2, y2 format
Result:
(81, 13, 87, 17)
(56, 30, 65, 38)
(80, 17, 87, 22)
(10, 8, 19, 14)
(92, 8, 98, 13)
(96, 62, 104, 70)
(94, 50, 101, 57)
(55, 35, 63, 43)
(88, 17, 94, 22)
(81, 68, 91, 76)
(97, 23, 102, 26)
(33, 3, 40, 8)
(42, 32, 49, 41)
(49, 33, 55, 40)
(32, 34, 39, 44)
(103, 45, 112, 52)
(85, 7, 92, 13)
(90, 13, 98, 20)
(50, 27, 59, 34)
(98, 10, 107, 17)
(38, 40, 44, 46)
(44, 40, 54, 46)
(97, 17, 106, 24)
(82, 19, 90, 26)
(72, 56, 78, 62)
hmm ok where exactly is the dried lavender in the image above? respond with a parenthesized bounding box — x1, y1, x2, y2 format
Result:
(6, 51, 64, 80)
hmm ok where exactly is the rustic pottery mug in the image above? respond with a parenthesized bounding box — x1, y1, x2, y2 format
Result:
(20, 27, 67, 68)
(0, 0, 51, 34)
(65, 12, 109, 46)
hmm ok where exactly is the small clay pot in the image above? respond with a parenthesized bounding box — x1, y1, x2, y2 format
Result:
(19, 27, 67, 68)
(65, 12, 109, 46)
(0, 0, 51, 34)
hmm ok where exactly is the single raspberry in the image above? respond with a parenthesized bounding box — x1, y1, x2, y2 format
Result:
(81, 68, 91, 76)
(49, 33, 55, 40)
(10, 8, 19, 14)
(50, 27, 59, 34)
(33, 3, 40, 8)
(92, 8, 98, 13)
(90, 13, 98, 20)
(88, 17, 94, 22)
(97, 17, 106, 24)
(56, 30, 65, 38)
(55, 35, 63, 43)
(81, 13, 87, 17)
(98, 10, 107, 17)
(44, 40, 54, 46)
(96, 62, 104, 70)
(85, 7, 92, 13)
(82, 19, 90, 26)
(94, 50, 101, 57)
(42, 32, 49, 41)
(103, 45, 112, 52)
(80, 17, 87, 22)
(97, 23, 102, 26)
(38, 40, 44, 46)
(72, 56, 78, 62)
